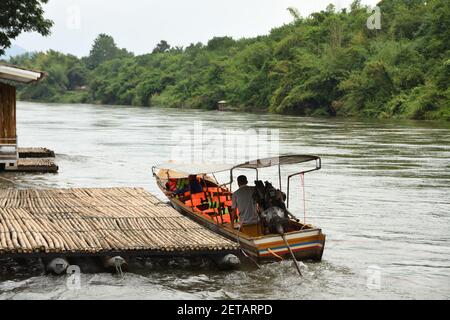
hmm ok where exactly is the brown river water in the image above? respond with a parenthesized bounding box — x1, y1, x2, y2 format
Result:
(0, 101, 449, 299)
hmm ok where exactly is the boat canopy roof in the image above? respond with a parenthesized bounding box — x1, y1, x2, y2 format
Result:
(155, 162, 234, 178)
(154, 155, 320, 178)
(234, 155, 320, 169)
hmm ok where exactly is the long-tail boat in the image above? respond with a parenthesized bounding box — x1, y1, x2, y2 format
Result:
(153, 155, 326, 263)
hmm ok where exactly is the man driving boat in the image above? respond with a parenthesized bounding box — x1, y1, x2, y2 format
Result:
(230, 175, 261, 237)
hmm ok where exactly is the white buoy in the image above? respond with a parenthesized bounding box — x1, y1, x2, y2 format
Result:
(215, 254, 241, 270)
(45, 257, 69, 275)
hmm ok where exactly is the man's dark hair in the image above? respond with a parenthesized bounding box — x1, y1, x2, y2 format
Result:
(237, 175, 248, 186)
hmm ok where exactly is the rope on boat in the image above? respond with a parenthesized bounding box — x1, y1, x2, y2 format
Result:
(267, 248, 283, 260)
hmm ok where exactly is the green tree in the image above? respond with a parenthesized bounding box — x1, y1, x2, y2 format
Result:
(152, 40, 171, 54)
(0, 0, 53, 55)
(67, 63, 88, 90)
(287, 7, 301, 21)
(86, 34, 131, 69)
(206, 37, 235, 51)
(12, 0, 450, 121)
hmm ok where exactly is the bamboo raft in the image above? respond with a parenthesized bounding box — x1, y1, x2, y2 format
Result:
(0, 187, 238, 257)
(16, 158, 58, 173)
(18, 147, 55, 159)
(1, 147, 58, 173)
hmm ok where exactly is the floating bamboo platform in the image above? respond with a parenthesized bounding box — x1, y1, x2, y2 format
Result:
(1, 147, 58, 173)
(16, 158, 58, 173)
(18, 147, 55, 159)
(0, 187, 238, 258)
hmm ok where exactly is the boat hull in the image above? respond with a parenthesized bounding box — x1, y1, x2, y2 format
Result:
(169, 197, 326, 262)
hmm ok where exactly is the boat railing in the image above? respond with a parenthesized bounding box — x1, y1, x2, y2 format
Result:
(286, 157, 321, 208)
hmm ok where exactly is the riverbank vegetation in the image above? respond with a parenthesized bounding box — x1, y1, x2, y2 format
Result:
(5, 0, 449, 120)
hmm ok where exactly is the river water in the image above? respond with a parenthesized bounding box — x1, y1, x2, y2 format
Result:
(0, 102, 449, 300)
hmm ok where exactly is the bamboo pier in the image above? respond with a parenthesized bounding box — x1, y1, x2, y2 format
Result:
(18, 147, 55, 159)
(0, 187, 238, 258)
(1, 147, 58, 173)
(16, 158, 58, 173)
(1, 67, 58, 174)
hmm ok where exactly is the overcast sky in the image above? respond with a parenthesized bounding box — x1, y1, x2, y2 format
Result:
(13, 0, 379, 57)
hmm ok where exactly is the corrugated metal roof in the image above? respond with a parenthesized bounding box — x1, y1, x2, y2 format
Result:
(0, 64, 45, 84)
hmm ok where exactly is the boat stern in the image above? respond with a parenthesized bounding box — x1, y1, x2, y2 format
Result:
(254, 228, 326, 262)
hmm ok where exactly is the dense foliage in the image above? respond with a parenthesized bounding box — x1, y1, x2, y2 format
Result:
(0, 0, 53, 56)
(7, 0, 450, 120)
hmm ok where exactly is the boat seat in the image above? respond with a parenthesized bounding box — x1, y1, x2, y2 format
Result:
(185, 198, 204, 207)
(202, 208, 218, 215)
(201, 208, 223, 223)
(185, 188, 237, 225)
(191, 192, 206, 199)
(207, 196, 232, 208)
(193, 206, 205, 213)
(209, 192, 232, 200)
(221, 215, 231, 224)
(196, 204, 234, 224)
(203, 187, 227, 193)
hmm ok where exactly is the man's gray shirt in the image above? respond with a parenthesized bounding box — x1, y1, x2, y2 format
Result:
(232, 185, 259, 225)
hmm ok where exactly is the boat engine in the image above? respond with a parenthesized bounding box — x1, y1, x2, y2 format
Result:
(261, 206, 289, 234)
(254, 181, 290, 234)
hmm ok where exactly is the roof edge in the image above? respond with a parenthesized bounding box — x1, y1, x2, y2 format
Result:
(0, 63, 46, 84)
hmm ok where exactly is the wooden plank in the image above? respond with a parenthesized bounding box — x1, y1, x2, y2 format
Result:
(18, 147, 55, 158)
(16, 158, 59, 173)
(0, 82, 16, 143)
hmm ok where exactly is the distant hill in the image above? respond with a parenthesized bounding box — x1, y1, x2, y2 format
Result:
(1, 45, 27, 60)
